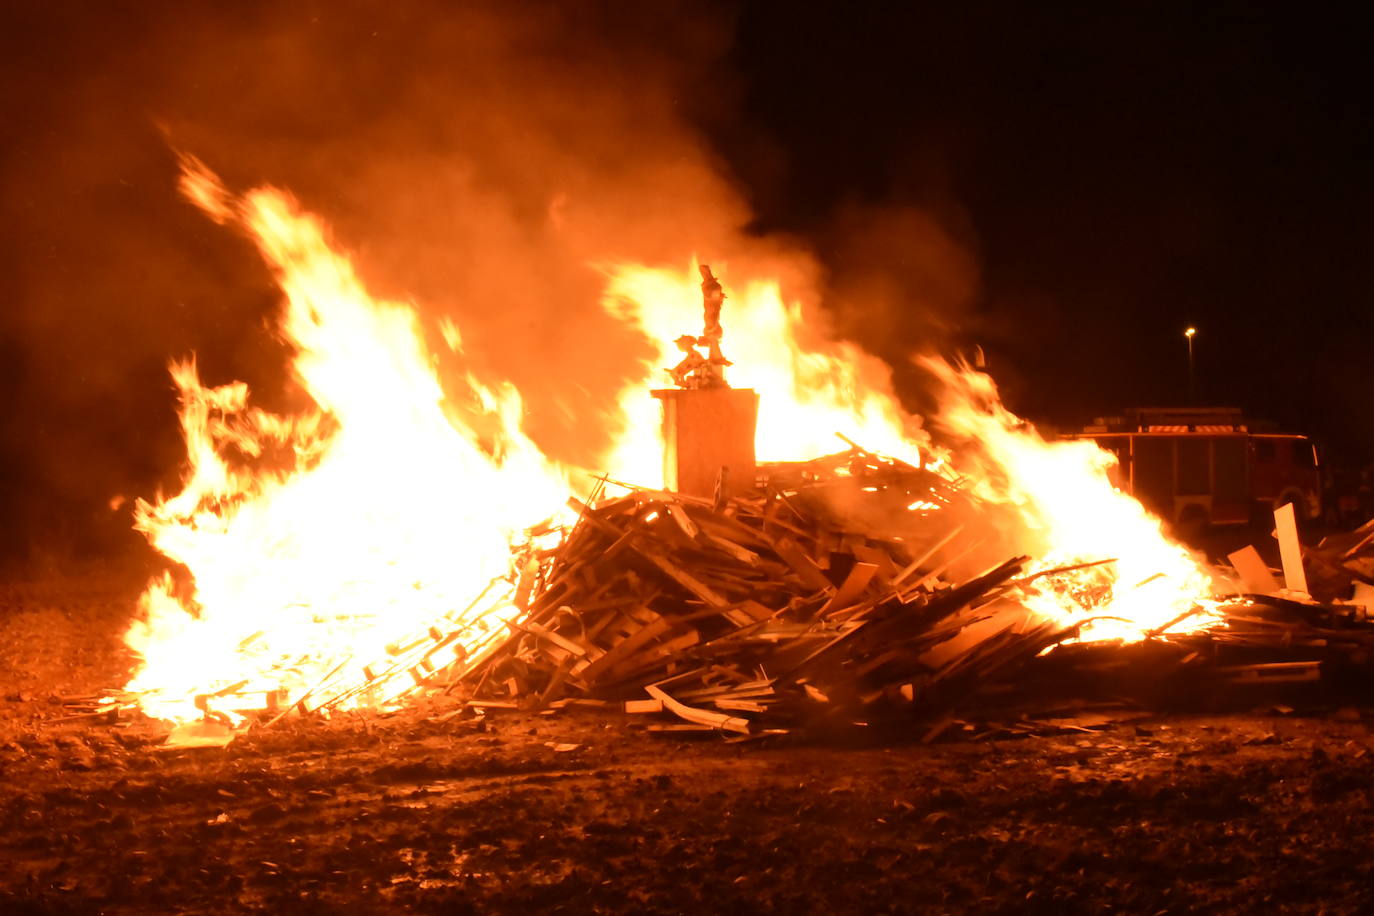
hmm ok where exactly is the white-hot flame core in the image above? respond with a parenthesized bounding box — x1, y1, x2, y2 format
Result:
(126, 176, 571, 721)
(922, 359, 1220, 641)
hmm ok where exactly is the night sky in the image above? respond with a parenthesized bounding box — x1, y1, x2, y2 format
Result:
(722, 3, 1372, 439)
(2, 1, 1370, 566)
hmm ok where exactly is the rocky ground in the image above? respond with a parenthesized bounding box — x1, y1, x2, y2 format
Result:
(3, 568, 1374, 914)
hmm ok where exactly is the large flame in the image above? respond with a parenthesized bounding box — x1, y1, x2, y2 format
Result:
(126, 163, 1220, 724)
(923, 359, 1219, 641)
(599, 264, 931, 485)
(126, 160, 572, 721)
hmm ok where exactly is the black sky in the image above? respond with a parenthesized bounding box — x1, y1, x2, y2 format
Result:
(2, 1, 1370, 566)
(718, 3, 1372, 440)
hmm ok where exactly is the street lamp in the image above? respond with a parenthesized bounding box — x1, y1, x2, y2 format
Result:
(1184, 327, 1197, 401)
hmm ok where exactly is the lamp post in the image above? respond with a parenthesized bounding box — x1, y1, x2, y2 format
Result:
(1184, 327, 1197, 402)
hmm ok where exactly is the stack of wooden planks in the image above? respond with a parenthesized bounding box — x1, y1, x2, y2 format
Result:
(452, 447, 1083, 735)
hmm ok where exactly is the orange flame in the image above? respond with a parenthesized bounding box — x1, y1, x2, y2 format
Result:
(128, 164, 1221, 723)
(599, 263, 931, 484)
(922, 359, 1220, 640)
(126, 160, 572, 721)
(594, 266, 1217, 638)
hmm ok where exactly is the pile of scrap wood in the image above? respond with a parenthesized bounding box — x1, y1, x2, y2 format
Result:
(80, 455, 1374, 740)
(1304, 517, 1374, 604)
(1004, 594, 1374, 704)
(979, 517, 1374, 713)
(1190, 512, 1374, 667)
(453, 447, 1084, 735)
(1156, 517, 1374, 693)
(452, 468, 1374, 734)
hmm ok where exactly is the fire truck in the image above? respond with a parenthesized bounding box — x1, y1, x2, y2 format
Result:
(1065, 407, 1321, 532)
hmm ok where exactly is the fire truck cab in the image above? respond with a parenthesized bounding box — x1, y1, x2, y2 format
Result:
(1066, 407, 1321, 531)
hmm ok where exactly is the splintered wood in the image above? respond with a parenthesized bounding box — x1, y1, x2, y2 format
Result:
(1304, 517, 1374, 604)
(453, 448, 1079, 736)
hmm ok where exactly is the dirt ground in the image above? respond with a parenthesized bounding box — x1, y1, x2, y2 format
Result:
(4, 569, 1374, 914)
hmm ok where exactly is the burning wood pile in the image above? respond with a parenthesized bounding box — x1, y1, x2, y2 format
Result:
(454, 467, 1374, 737)
(115, 482, 1371, 743)
(94, 163, 1374, 745)
(996, 517, 1374, 716)
(452, 447, 1085, 735)
(75, 444, 1374, 743)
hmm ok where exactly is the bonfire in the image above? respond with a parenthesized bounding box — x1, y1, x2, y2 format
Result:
(119, 158, 1336, 742)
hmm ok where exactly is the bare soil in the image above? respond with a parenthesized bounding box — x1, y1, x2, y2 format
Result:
(3, 572, 1374, 914)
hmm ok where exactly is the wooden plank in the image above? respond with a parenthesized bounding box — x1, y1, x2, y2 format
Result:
(1227, 545, 1281, 594)
(762, 505, 815, 541)
(627, 629, 700, 668)
(690, 514, 773, 551)
(633, 544, 730, 607)
(851, 648, 908, 678)
(819, 562, 880, 616)
(575, 614, 672, 684)
(1219, 661, 1321, 684)
(850, 542, 898, 580)
(645, 684, 751, 734)
(535, 657, 576, 708)
(701, 531, 762, 566)
(890, 524, 964, 590)
(583, 608, 627, 643)
(1274, 503, 1309, 595)
(722, 607, 758, 627)
(917, 606, 1027, 673)
(775, 538, 834, 592)
(1353, 581, 1374, 614)
(517, 619, 590, 657)
(902, 536, 986, 599)
(646, 724, 718, 735)
(665, 502, 702, 540)
(1341, 521, 1374, 560)
(734, 599, 777, 622)
(565, 497, 627, 539)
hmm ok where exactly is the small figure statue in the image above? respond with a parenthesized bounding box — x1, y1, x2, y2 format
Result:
(700, 265, 724, 341)
(666, 264, 733, 389)
(699, 264, 731, 372)
(667, 334, 710, 388)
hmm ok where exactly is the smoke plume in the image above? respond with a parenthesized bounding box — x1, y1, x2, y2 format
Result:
(0, 1, 974, 566)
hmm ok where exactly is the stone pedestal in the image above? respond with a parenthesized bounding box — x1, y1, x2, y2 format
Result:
(652, 388, 758, 500)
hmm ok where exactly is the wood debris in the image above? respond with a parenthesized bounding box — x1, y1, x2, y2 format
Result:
(80, 454, 1374, 740)
(452, 447, 1080, 734)
(1305, 517, 1374, 602)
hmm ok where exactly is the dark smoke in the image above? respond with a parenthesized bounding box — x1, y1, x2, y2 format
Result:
(0, 1, 974, 570)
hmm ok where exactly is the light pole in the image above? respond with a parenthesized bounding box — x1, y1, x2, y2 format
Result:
(1184, 327, 1197, 402)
